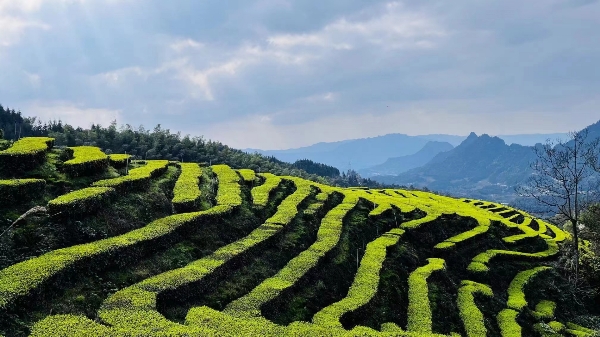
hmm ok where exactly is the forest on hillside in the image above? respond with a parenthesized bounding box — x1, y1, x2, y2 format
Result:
(0, 104, 380, 188)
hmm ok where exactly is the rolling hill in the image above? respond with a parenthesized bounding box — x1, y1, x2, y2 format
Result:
(0, 137, 598, 336)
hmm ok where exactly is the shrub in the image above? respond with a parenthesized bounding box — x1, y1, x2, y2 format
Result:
(47, 187, 115, 216)
(0, 205, 232, 311)
(565, 322, 598, 337)
(532, 300, 556, 320)
(237, 169, 256, 182)
(497, 309, 521, 337)
(457, 280, 494, 337)
(0, 178, 46, 204)
(172, 163, 202, 212)
(92, 160, 168, 191)
(0, 137, 54, 172)
(312, 231, 404, 328)
(98, 176, 314, 331)
(108, 154, 130, 168)
(407, 258, 445, 333)
(63, 146, 108, 176)
(252, 173, 282, 206)
(212, 165, 242, 207)
(224, 192, 360, 319)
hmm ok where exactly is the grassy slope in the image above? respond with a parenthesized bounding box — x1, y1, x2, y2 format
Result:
(0, 143, 598, 337)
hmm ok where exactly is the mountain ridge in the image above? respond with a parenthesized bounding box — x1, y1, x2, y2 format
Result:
(358, 141, 454, 177)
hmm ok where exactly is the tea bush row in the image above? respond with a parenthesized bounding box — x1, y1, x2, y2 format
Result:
(98, 176, 315, 331)
(212, 164, 243, 207)
(0, 178, 45, 204)
(237, 169, 256, 182)
(107, 154, 130, 168)
(47, 187, 115, 216)
(172, 163, 202, 212)
(63, 146, 108, 176)
(252, 173, 282, 206)
(92, 160, 169, 191)
(457, 280, 493, 337)
(0, 205, 232, 311)
(0, 137, 54, 172)
(312, 230, 404, 328)
(407, 258, 446, 333)
(497, 266, 551, 337)
(224, 192, 360, 318)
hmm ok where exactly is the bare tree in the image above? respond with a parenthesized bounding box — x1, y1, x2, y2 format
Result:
(517, 129, 600, 282)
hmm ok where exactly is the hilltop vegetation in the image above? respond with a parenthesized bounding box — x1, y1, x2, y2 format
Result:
(0, 104, 382, 189)
(0, 137, 598, 336)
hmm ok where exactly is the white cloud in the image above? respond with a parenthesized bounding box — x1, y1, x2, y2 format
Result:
(303, 92, 337, 103)
(267, 2, 446, 51)
(200, 99, 600, 150)
(170, 38, 204, 53)
(24, 71, 41, 88)
(26, 101, 121, 128)
(0, 15, 49, 46)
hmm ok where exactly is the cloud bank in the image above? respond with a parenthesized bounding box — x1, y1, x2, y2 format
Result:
(1, 0, 599, 149)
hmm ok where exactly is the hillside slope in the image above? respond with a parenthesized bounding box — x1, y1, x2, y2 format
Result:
(0, 138, 598, 337)
(359, 141, 454, 177)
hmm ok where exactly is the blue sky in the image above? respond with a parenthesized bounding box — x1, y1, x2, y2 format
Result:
(1, 0, 599, 149)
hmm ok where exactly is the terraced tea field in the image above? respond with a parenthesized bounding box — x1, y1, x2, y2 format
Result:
(0, 137, 597, 336)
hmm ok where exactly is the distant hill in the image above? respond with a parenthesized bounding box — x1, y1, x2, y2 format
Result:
(372, 133, 537, 203)
(358, 141, 454, 177)
(494, 133, 569, 146)
(245, 134, 459, 172)
(246, 132, 569, 172)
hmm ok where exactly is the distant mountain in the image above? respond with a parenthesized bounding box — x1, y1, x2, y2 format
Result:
(373, 133, 537, 203)
(358, 141, 454, 177)
(245, 132, 571, 172)
(494, 133, 569, 146)
(245, 134, 464, 171)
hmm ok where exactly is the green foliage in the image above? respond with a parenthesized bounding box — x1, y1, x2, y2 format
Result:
(0, 178, 45, 204)
(97, 172, 311, 332)
(107, 154, 130, 168)
(457, 280, 493, 337)
(92, 160, 168, 191)
(532, 300, 557, 320)
(47, 187, 115, 216)
(312, 231, 403, 328)
(212, 164, 242, 207)
(0, 205, 232, 311)
(237, 169, 256, 182)
(565, 322, 598, 337)
(0, 137, 54, 172)
(506, 266, 551, 311)
(252, 173, 282, 206)
(0, 160, 582, 337)
(496, 266, 551, 336)
(63, 146, 108, 176)
(172, 163, 202, 212)
(224, 192, 360, 319)
(497, 309, 521, 337)
(407, 258, 445, 333)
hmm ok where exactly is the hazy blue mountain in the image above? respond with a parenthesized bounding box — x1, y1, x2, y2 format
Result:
(495, 133, 569, 146)
(373, 133, 537, 203)
(245, 134, 445, 171)
(245, 132, 571, 172)
(359, 141, 454, 177)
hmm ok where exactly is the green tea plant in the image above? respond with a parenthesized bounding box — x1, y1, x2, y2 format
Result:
(62, 146, 108, 176)
(172, 163, 202, 212)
